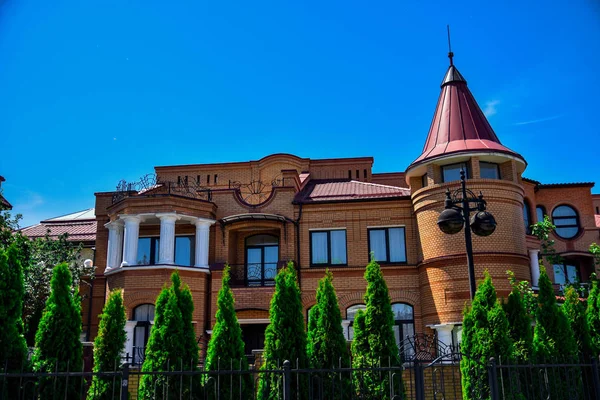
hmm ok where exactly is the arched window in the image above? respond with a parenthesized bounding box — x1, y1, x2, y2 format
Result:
(392, 303, 415, 360)
(133, 304, 155, 363)
(346, 304, 366, 341)
(536, 205, 546, 223)
(551, 205, 580, 239)
(523, 200, 532, 235)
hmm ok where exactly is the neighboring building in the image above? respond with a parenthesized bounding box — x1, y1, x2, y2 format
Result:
(92, 55, 599, 361)
(0, 176, 12, 209)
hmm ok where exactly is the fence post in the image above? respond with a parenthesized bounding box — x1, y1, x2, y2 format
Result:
(120, 363, 129, 400)
(488, 357, 499, 400)
(592, 356, 600, 400)
(283, 360, 291, 400)
(414, 361, 425, 400)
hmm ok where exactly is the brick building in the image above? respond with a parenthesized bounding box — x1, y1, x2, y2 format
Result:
(91, 57, 599, 360)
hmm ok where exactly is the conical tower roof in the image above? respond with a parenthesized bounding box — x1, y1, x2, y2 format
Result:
(407, 59, 525, 171)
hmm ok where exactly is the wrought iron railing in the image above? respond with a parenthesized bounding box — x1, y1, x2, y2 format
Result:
(112, 174, 212, 204)
(225, 262, 286, 287)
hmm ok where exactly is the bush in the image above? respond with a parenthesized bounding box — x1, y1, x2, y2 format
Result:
(586, 276, 600, 356)
(138, 271, 199, 399)
(87, 289, 127, 400)
(204, 266, 252, 399)
(32, 263, 83, 399)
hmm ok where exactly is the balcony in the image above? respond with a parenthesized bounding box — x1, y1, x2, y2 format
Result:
(212, 261, 289, 287)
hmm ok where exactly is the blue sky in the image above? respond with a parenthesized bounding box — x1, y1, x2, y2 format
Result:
(1, 0, 599, 228)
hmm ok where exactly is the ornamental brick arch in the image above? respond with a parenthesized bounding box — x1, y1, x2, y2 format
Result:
(301, 293, 316, 309)
(338, 292, 366, 311)
(124, 291, 159, 318)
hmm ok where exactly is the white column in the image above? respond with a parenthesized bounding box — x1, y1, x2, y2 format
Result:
(194, 219, 215, 268)
(432, 323, 455, 351)
(105, 221, 124, 270)
(157, 213, 179, 264)
(121, 215, 141, 266)
(341, 320, 351, 341)
(529, 249, 541, 288)
(124, 321, 137, 360)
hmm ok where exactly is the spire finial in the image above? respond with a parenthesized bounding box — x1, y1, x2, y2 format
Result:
(447, 25, 454, 66)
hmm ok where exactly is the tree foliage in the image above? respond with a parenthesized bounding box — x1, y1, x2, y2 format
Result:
(32, 263, 83, 399)
(138, 271, 199, 400)
(586, 276, 600, 356)
(87, 289, 127, 400)
(460, 272, 513, 400)
(504, 271, 533, 362)
(204, 266, 252, 399)
(562, 286, 592, 358)
(258, 262, 308, 400)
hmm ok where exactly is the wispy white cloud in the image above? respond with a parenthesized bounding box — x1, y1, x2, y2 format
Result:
(483, 100, 500, 117)
(15, 191, 44, 211)
(513, 114, 563, 126)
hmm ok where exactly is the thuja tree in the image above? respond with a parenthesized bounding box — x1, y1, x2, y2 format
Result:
(504, 271, 533, 362)
(87, 289, 126, 400)
(563, 286, 592, 358)
(586, 276, 600, 356)
(32, 263, 83, 399)
(307, 270, 350, 399)
(204, 266, 252, 399)
(0, 245, 28, 399)
(351, 259, 403, 400)
(139, 271, 199, 400)
(350, 310, 370, 397)
(460, 272, 513, 400)
(258, 262, 308, 400)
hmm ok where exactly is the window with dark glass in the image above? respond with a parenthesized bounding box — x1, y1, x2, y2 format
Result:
(391, 303, 415, 360)
(523, 200, 532, 235)
(245, 234, 279, 286)
(421, 174, 427, 188)
(310, 230, 347, 266)
(368, 227, 407, 263)
(346, 304, 366, 340)
(536, 205, 546, 223)
(442, 162, 469, 182)
(174, 236, 195, 266)
(133, 304, 155, 364)
(553, 262, 579, 286)
(479, 162, 500, 179)
(214, 174, 218, 184)
(551, 205, 580, 239)
(137, 237, 159, 265)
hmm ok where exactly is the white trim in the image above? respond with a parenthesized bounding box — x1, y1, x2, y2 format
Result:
(104, 265, 210, 276)
(237, 318, 270, 324)
(308, 227, 347, 231)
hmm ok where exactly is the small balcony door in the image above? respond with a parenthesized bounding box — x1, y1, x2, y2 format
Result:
(245, 234, 279, 286)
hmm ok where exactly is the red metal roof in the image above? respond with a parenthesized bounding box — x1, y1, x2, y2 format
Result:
(595, 214, 600, 228)
(20, 209, 97, 242)
(408, 63, 525, 169)
(295, 180, 410, 203)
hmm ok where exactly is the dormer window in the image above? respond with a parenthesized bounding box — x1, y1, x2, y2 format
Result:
(479, 162, 500, 179)
(442, 162, 469, 183)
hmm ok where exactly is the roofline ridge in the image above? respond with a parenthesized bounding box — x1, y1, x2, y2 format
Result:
(350, 180, 409, 190)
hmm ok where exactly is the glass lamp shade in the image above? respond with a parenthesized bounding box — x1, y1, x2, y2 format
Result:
(437, 208, 464, 235)
(470, 211, 497, 236)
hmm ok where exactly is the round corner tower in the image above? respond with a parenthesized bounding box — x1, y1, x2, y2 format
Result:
(405, 56, 531, 337)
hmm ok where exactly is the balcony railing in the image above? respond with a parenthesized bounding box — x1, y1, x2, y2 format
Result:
(214, 261, 289, 287)
(112, 174, 212, 204)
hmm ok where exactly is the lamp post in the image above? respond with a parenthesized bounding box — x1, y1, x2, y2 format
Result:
(436, 169, 497, 299)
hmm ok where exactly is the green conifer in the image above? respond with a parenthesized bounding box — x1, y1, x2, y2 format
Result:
(350, 310, 370, 396)
(460, 272, 513, 400)
(586, 277, 600, 356)
(138, 271, 199, 399)
(0, 245, 29, 398)
(87, 289, 127, 400)
(504, 273, 533, 362)
(32, 263, 83, 399)
(204, 266, 252, 399)
(563, 286, 592, 357)
(258, 262, 308, 400)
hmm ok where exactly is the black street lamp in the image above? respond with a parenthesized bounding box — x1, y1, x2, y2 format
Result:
(437, 169, 497, 299)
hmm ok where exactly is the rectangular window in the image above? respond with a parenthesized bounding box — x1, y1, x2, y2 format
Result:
(207, 174, 210, 185)
(553, 263, 579, 286)
(442, 162, 469, 183)
(214, 174, 218, 185)
(368, 227, 407, 263)
(137, 237, 159, 265)
(421, 174, 428, 188)
(479, 162, 500, 179)
(310, 230, 347, 266)
(175, 236, 195, 266)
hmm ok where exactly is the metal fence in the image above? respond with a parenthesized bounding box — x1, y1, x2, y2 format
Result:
(2, 356, 599, 400)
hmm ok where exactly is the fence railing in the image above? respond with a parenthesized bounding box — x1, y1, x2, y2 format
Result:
(2, 356, 599, 400)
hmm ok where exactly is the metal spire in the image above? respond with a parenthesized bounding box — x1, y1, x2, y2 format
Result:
(447, 25, 454, 66)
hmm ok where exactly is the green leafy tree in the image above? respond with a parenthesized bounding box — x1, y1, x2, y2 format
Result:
(586, 276, 600, 356)
(460, 272, 513, 400)
(138, 271, 199, 400)
(504, 271, 533, 362)
(0, 245, 29, 398)
(87, 289, 127, 400)
(204, 266, 252, 399)
(32, 263, 83, 399)
(350, 259, 403, 399)
(531, 216, 563, 267)
(307, 270, 350, 399)
(258, 262, 308, 400)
